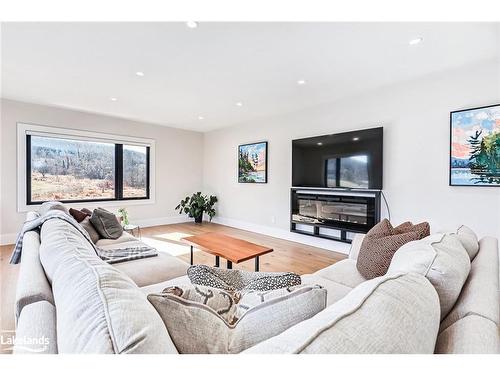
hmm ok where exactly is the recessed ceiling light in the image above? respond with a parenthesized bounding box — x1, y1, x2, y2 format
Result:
(186, 21, 198, 29)
(409, 37, 424, 45)
(198, 116, 204, 120)
(317, 142, 323, 146)
(135, 71, 144, 77)
(110, 97, 117, 101)
(353, 137, 360, 141)
(235, 102, 243, 107)
(297, 79, 307, 85)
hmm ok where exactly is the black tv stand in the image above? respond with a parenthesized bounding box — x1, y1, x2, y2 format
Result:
(290, 187, 381, 244)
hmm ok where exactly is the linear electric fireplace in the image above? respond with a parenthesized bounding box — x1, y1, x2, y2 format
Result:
(290, 188, 381, 243)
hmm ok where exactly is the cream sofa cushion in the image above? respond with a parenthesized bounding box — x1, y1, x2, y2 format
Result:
(140, 275, 191, 295)
(348, 233, 365, 261)
(148, 284, 327, 354)
(314, 259, 367, 289)
(387, 233, 470, 319)
(13, 300, 57, 354)
(435, 315, 500, 354)
(301, 274, 352, 306)
(455, 225, 479, 260)
(440, 236, 499, 332)
(80, 217, 100, 243)
(244, 273, 440, 354)
(39, 218, 177, 354)
(95, 231, 136, 247)
(113, 252, 189, 287)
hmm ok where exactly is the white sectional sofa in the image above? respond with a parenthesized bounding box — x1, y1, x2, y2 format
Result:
(12, 210, 500, 354)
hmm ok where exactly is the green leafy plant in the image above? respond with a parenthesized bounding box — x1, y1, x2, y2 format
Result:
(175, 192, 218, 223)
(117, 208, 129, 226)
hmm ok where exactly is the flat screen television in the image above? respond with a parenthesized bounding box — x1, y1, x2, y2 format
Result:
(292, 127, 383, 190)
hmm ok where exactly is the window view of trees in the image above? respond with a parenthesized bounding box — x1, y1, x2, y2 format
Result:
(29, 135, 149, 203)
(30, 136, 115, 201)
(123, 145, 148, 198)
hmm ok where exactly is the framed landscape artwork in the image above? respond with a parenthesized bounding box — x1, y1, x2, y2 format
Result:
(450, 104, 500, 186)
(238, 141, 268, 183)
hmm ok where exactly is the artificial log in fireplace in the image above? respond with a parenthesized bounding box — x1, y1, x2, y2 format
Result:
(290, 188, 381, 243)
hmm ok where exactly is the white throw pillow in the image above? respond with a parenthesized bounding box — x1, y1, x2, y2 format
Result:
(148, 284, 327, 354)
(387, 233, 470, 320)
(455, 225, 479, 260)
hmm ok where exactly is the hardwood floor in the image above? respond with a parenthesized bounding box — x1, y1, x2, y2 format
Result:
(0, 221, 345, 353)
(143, 222, 345, 274)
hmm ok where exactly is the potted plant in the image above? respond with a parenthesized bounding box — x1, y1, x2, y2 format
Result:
(175, 192, 217, 223)
(117, 208, 130, 226)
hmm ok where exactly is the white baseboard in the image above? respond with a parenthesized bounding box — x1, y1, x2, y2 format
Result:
(0, 233, 17, 246)
(212, 216, 350, 255)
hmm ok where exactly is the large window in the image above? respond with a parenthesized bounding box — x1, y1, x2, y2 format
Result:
(26, 132, 151, 205)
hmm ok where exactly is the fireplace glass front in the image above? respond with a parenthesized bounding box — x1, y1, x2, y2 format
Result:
(291, 191, 378, 233)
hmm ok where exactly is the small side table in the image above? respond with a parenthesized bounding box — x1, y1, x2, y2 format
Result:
(123, 224, 142, 239)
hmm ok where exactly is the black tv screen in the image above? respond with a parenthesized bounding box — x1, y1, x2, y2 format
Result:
(292, 127, 383, 190)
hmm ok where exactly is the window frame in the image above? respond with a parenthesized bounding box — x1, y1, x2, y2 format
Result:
(17, 123, 155, 212)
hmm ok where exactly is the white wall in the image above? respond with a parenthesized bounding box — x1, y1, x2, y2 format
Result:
(203, 60, 500, 253)
(0, 99, 204, 244)
(2, 60, 499, 252)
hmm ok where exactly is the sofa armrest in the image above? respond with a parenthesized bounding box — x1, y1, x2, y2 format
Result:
(348, 234, 365, 261)
(15, 231, 54, 322)
(14, 301, 57, 354)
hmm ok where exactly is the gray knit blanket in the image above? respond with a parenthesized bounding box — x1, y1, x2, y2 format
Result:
(97, 245, 158, 264)
(10, 210, 157, 264)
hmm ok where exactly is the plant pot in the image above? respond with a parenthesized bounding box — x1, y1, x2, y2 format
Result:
(194, 213, 203, 223)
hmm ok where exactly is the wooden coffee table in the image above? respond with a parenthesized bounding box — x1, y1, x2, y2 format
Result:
(182, 232, 273, 271)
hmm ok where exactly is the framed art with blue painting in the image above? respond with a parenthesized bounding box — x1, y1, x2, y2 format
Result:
(450, 104, 500, 186)
(238, 141, 268, 183)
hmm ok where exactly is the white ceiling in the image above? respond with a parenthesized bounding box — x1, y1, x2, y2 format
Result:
(1, 22, 499, 132)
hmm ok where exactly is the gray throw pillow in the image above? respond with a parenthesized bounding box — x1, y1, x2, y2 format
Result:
(187, 265, 301, 291)
(90, 208, 123, 239)
(80, 217, 100, 243)
(148, 284, 327, 354)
